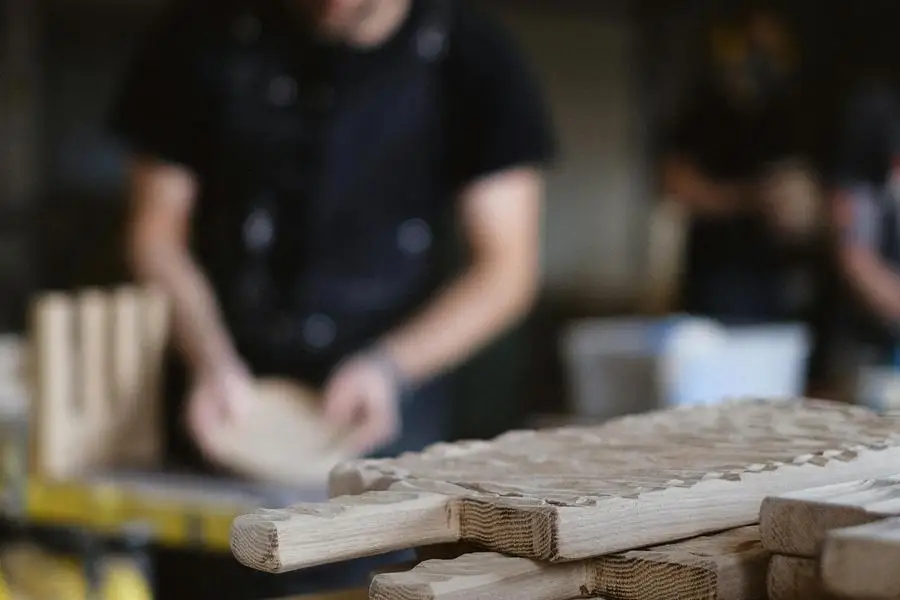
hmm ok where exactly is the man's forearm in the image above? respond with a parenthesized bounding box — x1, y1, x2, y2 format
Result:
(379, 262, 537, 385)
(663, 156, 757, 214)
(842, 246, 900, 324)
(127, 158, 242, 378)
(131, 244, 240, 376)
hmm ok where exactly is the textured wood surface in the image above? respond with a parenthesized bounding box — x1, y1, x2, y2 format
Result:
(767, 555, 831, 600)
(821, 517, 900, 599)
(370, 526, 767, 600)
(759, 475, 900, 557)
(232, 399, 900, 573)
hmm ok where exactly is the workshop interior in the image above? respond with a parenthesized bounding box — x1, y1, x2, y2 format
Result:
(2, 0, 900, 599)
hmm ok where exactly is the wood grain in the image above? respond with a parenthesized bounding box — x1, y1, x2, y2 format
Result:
(232, 399, 900, 573)
(370, 526, 767, 600)
(759, 475, 900, 557)
(821, 517, 900, 599)
(767, 555, 830, 600)
(231, 490, 459, 574)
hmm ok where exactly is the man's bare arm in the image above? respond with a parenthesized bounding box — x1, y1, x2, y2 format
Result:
(662, 155, 758, 215)
(126, 157, 242, 376)
(379, 166, 543, 384)
(832, 187, 900, 324)
(840, 245, 900, 324)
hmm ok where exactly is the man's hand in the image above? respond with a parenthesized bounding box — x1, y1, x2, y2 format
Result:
(322, 354, 402, 456)
(760, 162, 822, 238)
(186, 362, 256, 457)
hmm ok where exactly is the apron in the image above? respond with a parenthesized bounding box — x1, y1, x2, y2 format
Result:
(164, 0, 454, 471)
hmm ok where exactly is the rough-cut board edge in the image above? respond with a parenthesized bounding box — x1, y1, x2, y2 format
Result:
(821, 517, 900, 599)
(233, 446, 900, 573)
(370, 527, 768, 600)
(766, 555, 832, 600)
(759, 475, 900, 557)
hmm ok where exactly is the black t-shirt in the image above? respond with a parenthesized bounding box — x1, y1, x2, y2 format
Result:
(665, 88, 800, 323)
(667, 87, 797, 182)
(109, 0, 556, 194)
(110, 0, 556, 377)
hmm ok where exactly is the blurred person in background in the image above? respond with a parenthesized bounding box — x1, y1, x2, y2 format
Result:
(111, 0, 555, 597)
(830, 59, 900, 381)
(656, 3, 824, 326)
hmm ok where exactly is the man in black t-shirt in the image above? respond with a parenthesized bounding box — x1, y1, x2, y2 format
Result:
(111, 0, 554, 596)
(660, 6, 819, 325)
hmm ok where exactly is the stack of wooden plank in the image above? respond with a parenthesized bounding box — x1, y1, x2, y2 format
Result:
(30, 287, 169, 478)
(232, 398, 900, 600)
(761, 476, 900, 599)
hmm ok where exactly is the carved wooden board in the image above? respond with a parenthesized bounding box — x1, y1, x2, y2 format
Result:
(370, 526, 767, 600)
(759, 475, 900, 557)
(821, 518, 900, 599)
(767, 556, 832, 600)
(231, 399, 900, 574)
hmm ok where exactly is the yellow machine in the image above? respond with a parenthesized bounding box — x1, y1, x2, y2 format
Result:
(0, 543, 152, 600)
(0, 289, 335, 599)
(0, 290, 309, 599)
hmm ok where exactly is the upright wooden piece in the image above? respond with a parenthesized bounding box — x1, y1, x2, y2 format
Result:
(232, 399, 900, 573)
(30, 287, 169, 479)
(759, 475, 900, 556)
(371, 527, 768, 600)
(821, 517, 900, 599)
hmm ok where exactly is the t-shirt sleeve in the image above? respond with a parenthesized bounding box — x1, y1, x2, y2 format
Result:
(109, 1, 212, 170)
(448, 4, 557, 184)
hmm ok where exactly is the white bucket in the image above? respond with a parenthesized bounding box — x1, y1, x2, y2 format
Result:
(560, 317, 811, 420)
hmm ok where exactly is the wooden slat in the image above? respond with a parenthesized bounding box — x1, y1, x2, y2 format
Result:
(821, 517, 900, 599)
(76, 289, 110, 459)
(371, 527, 767, 600)
(234, 399, 900, 573)
(134, 287, 168, 463)
(759, 476, 900, 557)
(31, 293, 75, 477)
(111, 288, 141, 427)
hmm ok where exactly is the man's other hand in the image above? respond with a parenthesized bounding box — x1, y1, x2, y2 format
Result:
(186, 362, 255, 455)
(322, 354, 402, 456)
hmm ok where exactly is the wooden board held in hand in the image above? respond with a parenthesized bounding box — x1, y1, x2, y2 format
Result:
(231, 399, 900, 573)
(205, 378, 357, 487)
(759, 475, 900, 557)
(821, 517, 900, 599)
(370, 526, 768, 600)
